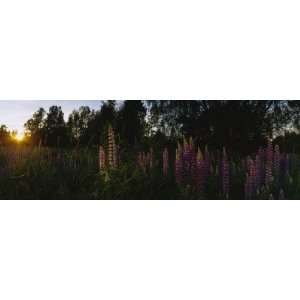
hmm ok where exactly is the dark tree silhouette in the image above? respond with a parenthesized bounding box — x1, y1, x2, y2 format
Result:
(146, 100, 300, 155)
(0, 125, 11, 145)
(116, 100, 146, 147)
(67, 106, 95, 145)
(24, 107, 46, 145)
(44, 106, 69, 147)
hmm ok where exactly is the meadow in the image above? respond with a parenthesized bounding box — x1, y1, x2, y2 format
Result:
(0, 126, 299, 199)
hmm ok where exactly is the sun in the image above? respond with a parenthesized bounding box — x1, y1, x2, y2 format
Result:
(14, 132, 25, 142)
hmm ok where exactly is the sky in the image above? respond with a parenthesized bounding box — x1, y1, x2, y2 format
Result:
(0, 101, 103, 133)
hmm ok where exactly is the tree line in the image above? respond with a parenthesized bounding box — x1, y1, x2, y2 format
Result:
(1, 100, 300, 155)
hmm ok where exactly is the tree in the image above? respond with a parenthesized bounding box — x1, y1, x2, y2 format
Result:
(0, 125, 10, 145)
(146, 100, 300, 155)
(67, 106, 95, 145)
(44, 106, 69, 147)
(85, 101, 117, 146)
(116, 100, 146, 147)
(24, 108, 46, 145)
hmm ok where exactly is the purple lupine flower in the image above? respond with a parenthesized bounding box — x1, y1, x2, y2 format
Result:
(222, 148, 229, 198)
(264, 139, 273, 187)
(183, 138, 192, 182)
(266, 139, 273, 168)
(163, 147, 169, 176)
(255, 154, 261, 189)
(175, 145, 183, 185)
(189, 138, 197, 183)
(244, 159, 256, 199)
(274, 144, 280, 177)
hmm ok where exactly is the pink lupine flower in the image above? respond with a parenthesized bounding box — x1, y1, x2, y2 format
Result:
(222, 148, 229, 198)
(99, 145, 106, 171)
(163, 147, 169, 176)
(108, 125, 118, 169)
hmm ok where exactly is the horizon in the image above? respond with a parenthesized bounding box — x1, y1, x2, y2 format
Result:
(0, 100, 103, 133)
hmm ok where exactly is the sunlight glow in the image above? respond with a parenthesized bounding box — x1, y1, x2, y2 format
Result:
(14, 132, 25, 142)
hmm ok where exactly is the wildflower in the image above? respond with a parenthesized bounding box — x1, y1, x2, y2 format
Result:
(99, 145, 106, 171)
(266, 139, 273, 166)
(249, 159, 257, 197)
(255, 154, 261, 189)
(163, 147, 169, 176)
(222, 148, 229, 198)
(265, 161, 273, 187)
(274, 144, 280, 177)
(244, 159, 256, 199)
(149, 148, 153, 169)
(182, 138, 192, 183)
(175, 146, 183, 185)
(108, 125, 118, 169)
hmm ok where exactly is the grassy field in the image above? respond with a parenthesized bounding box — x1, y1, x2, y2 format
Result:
(0, 145, 179, 199)
(1, 141, 300, 199)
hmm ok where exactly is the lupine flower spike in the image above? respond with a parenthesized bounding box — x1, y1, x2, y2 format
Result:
(99, 145, 106, 172)
(222, 147, 229, 198)
(163, 147, 169, 176)
(265, 140, 273, 187)
(274, 144, 280, 178)
(108, 125, 118, 169)
(175, 144, 183, 185)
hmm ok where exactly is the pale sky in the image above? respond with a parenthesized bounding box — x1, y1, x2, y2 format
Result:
(0, 101, 103, 133)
